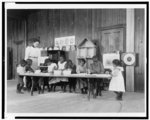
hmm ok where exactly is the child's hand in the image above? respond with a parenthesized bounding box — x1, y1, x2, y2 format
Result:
(105, 71, 110, 74)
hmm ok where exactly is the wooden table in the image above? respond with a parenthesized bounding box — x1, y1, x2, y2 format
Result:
(19, 73, 111, 100)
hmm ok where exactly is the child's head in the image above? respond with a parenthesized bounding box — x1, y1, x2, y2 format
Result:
(44, 59, 52, 66)
(59, 55, 65, 63)
(66, 59, 73, 69)
(20, 59, 27, 67)
(79, 59, 86, 66)
(67, 59, 72, 65)
(26, 59, 32, 66)
(112, 59, 121, 67)
(92, 55, 98, 62)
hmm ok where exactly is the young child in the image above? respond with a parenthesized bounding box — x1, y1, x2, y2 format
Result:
(65, 59, 76, 92)
(76, 59, 88, 94)
(109, 59, 125, 100)
(90, 56, 104, 97)
(57, 55, 68, 92)
(16, 59, 27, 94)
(45, 59, 57, 92)
(47, 59, 57, 73)
(25, 59, 34, 91)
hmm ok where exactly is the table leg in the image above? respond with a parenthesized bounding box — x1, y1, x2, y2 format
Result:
(88, 78, 90, 100)
(31, 77, 34, 96)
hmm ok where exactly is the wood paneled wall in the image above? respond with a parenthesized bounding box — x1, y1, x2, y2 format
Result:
(7, 17, 26, 79)
(27, 9, 126, 63)
(100, 9, 126, 27)
(134, 9, 145, 91)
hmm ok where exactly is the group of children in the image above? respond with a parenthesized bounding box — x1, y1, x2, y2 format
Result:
(16, 55, 125, 101)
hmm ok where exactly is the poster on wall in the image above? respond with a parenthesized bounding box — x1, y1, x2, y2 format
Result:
(103, 53, 120, 69)
(54, 36, 75, 47)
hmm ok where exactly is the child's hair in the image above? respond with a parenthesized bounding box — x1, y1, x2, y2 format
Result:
(20, 59, 27, 66)
(112, 59, 122, 66)
(59, 55, 65, 60)
(67, 59, 72, 64)
(92, 55, 98, 59)
(79, 59, 86, 64)
(66, 59, 73, 69)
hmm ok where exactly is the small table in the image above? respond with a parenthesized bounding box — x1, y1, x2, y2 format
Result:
(19, 73, 111, 100)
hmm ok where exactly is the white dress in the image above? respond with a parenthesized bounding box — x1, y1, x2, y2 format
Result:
(25, 46, 41, 70)
(49, 61, 68, 84)
(48, 63, 57, 72)
(109, 67, 125, 92)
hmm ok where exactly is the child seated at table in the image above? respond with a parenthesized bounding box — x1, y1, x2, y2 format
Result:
(46, 59, 57, 92)
(16, 59, 27, 94)
(24, 59, 34, 91)
(65, 59, 76, 92)
(47, 59, 57, 73)
(90, 56, 104, 97)
(39, 58, 57, 93)
(49, 55, 67, 92)
(76, 59, 88, 94)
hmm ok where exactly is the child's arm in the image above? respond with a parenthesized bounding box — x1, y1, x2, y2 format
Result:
(111, 69, 120, 77)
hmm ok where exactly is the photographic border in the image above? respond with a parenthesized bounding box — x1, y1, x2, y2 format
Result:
(2, 1, 149, 119)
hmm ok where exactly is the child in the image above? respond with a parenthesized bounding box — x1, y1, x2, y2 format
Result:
(47, 59, 57, 73)
(16, 59, 27, 94)
(65, 59, 76, 92)
(76, 59, 88, 94)
(25, 59, 34, 91)
(90, 56, 104, 97)
(44, 59, 57, 92)
(57, 55, 68, 92)
(109, 59, 125, 100)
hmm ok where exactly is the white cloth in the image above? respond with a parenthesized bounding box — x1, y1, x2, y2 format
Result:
(109, 67, 125, 92)
(58, 61, 67, 70)
(49, 61, 68, 84)
(48, 63, 57, 72)
(16, 65, 26, 74)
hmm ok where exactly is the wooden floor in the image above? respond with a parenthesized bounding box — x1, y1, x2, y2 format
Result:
(7, 80, 145, 113)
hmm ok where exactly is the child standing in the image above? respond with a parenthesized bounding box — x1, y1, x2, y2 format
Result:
(109, 59, 125, 100)
(16, 59, 27, 94)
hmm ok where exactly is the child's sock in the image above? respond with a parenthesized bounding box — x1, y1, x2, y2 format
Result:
(16, 84, 20, 93)
(18, 85, 24, 94)
(118, 92, 123, 100)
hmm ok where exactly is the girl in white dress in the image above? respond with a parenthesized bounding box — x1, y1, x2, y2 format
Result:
(109, 59, 125, 100)
(49, 55, 67, 92)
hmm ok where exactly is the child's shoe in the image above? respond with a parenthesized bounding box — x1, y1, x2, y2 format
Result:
(18, 91, 24, 94)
